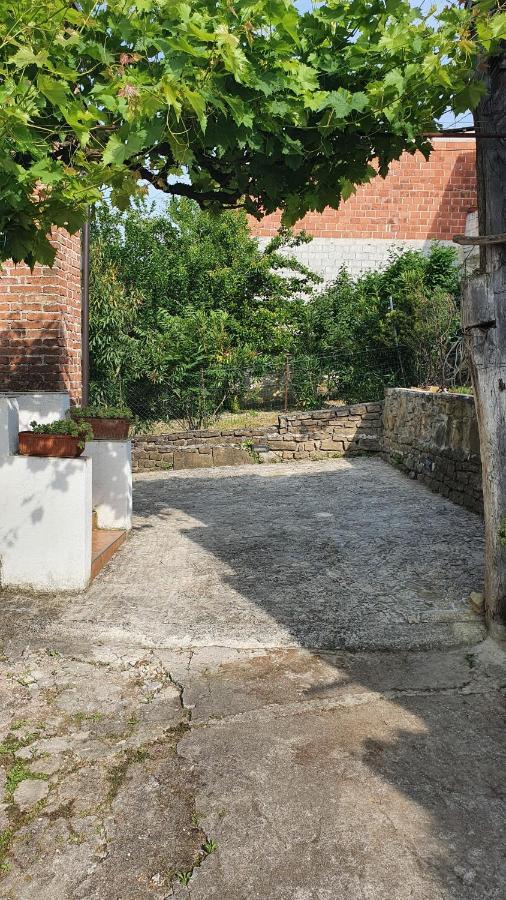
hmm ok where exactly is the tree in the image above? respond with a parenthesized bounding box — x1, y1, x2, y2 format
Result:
(1, 0, 502, 266)
(89, 201, 465, 416)
(89, 198, 318, 423)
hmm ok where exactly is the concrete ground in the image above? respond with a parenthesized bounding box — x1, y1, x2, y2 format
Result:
(0, 457, 504, 899)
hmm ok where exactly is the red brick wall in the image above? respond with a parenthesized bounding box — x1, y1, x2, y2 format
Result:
(0, 231, 82, 403)
(250, 139, 477, 240)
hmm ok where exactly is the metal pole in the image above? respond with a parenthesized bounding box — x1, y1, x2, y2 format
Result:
(81, 218, 90, 405)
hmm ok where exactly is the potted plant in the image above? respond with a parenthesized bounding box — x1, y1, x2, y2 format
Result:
(71, 404, 132, 440)
(18, 419, 93, 458)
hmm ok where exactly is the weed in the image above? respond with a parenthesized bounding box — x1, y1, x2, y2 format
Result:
(71, 711, 104, 725)
(172, 836, 217, 888)
(10, 720, 27, 732)
(0, 829, 12, 875)
(241, 440, 261, 463)
(5, 763, 46, 797)
(0, 733, 37, 758)
(202, 839, 217, 855)
(133, 747, 150, 762)
(16, 675, 35, 687)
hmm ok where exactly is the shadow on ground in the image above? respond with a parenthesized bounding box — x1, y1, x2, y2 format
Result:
(0, 457, 502, 899)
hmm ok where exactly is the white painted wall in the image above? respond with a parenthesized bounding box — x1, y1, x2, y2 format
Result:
(0, 455, 92, 591)
(84, 440, 132, 530)
(0, 392, 70, 431)
(0, 397, 19, 457)
(258, 236, 458, 283)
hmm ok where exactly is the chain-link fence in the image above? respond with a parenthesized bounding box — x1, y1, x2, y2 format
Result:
(93, 341, 469, 435)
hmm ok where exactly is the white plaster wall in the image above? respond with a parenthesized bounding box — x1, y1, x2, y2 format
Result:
(258, 237, 457, 283)
(0, 392, 70, 431)
(0, 455, 92, 591)
(0, 397, 19, 458)
(84, 440, 132, 530)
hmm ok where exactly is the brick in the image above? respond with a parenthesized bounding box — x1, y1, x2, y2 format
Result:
(0, 229, 82, 401)
(248, 141, 476, 244)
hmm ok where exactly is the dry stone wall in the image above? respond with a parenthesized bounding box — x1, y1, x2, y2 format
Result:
(132, 402, 383, 472)
(382, 388, 482, 513)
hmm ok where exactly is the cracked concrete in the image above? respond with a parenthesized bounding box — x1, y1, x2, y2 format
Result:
(0, 457, 504, 898)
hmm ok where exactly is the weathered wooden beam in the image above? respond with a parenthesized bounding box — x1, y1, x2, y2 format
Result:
(464, 47, 506, 632)
(453, 233, 506, 246)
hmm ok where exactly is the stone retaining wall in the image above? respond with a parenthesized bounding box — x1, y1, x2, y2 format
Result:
(382, 388, 482, 513)
(132, 403, 383, 472)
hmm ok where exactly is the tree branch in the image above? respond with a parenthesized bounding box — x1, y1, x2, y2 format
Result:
(136, 166, 245, 209)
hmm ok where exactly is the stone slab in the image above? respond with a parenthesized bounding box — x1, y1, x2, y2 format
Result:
(47, 457, 486, 653)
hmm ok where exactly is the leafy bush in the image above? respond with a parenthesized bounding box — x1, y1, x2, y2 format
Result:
(304, 244, 464, 403)
(89, 200, 465, 421)
(89, 198, 319, 428)
(29, 419, 93, 448)
(72, 405, 132, 420)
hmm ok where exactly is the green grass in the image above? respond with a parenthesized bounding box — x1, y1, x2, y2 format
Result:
(447, 385, 473, 395)
(4, 763, 46, 797)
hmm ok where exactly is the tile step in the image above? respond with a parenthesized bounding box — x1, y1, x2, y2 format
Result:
(91, 527, 127, 581)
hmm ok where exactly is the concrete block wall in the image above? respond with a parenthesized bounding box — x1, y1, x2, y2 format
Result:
(0, 450, 93, 592)
(257, 236, 452, 282)
(132, 403, 383, 471)
(382, 388, 482, 513)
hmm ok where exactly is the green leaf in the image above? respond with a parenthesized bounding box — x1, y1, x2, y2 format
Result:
(29, 159, 64, 185)
(102, 134, 128, 165)
(384, 69, 405, 96)
(350, 92, 369, 112)
(340, 178, 356, 201)
(37, 74, 69, 107)
(183, 88, 207, 130)
(10, 47, 48, 68)
(323, 89, 352, 119)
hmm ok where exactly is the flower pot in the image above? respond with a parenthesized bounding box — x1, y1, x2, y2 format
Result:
(77, 416, 130, 440)
(18, 432, 84, 458)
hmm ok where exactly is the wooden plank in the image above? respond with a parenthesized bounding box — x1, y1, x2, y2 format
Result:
(461, 273, 495, 331)
(454, 232, 506, 246)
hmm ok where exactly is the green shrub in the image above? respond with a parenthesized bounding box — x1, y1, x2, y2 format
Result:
(304, 244, 464, 402)
(89, 200, 466, 419)
(30, 419, 93, 448)
(72, 404, 132, 419)
(89, 198, 319, 427)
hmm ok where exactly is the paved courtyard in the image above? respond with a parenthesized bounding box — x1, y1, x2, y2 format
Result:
(1, 457, 505, 899)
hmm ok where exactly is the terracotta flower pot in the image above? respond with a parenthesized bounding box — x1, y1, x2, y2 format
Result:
(18, 432, 84, 458)
(78, 416, 130, 440)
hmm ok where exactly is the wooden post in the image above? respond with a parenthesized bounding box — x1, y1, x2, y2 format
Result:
(284, 355, 290, 412)
(461, 50, 506, 635)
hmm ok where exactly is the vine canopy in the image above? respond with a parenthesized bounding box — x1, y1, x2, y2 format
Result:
(1, 0, 505, 265)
